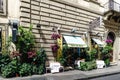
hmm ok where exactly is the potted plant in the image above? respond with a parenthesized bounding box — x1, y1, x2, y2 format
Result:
(101, 39, 113, 66)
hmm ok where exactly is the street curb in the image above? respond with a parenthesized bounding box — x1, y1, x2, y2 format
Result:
(76, 70, 120, 80)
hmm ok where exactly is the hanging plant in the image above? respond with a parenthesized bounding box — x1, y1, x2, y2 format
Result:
(51, 32, 60, 40)
(105, 39, 113, 46)
(51, 44, 59, 53)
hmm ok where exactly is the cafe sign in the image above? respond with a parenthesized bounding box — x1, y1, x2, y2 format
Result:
(89, 17, 102, 30)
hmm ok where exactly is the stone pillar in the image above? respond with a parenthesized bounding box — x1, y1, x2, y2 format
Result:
(113, 36, 119, 62)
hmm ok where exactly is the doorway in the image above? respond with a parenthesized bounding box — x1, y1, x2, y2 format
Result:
(107, 32, 115, 46)
(107, 32, 116, 61)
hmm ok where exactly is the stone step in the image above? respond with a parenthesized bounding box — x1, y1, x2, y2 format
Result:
(110, 61, 118, 66)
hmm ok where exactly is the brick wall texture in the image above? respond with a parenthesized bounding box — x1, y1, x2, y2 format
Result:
(20, 0, 105, 61)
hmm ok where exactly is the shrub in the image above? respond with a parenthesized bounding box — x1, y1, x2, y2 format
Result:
(79, 60, 97, 71)
(86, 49, 97, 61)
(16, 25, 35, 63)
(0, 25, 47, 78)
(1, 58, 20, 78)
(101, 44, 113, 66)
(32, 65, 38, 74)
(1, 64, 15, 78)
(0, 54, 11, 72)
(19, 63, 32, 76)
(32, 48, 46, 73)
(37, 64, 44, 74)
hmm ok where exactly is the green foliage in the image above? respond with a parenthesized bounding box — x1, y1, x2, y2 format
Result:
(101, 45, 112, 66)
(62, 44, 69, 55)
(1, 64, 15, 78)
(19, 63, 32, 76)
(32, 48, 46, 73)
(16, 25, 35, 62)
(79, 60, 97, 71)
(0, 25, 47, 78)
(0, 54, 11, 72)
(1, 58, 20, 78)
(32, 65, 38, 74)
(0, 48, 47, 78)
(104, 58, 110, 66)
(17, 25, 35, 52)
(34, 48, 46, 65)
(2, 36, 12, 54)
(102, 45, 112, 55)
(58, 56, 66, 66)
(87, 49, 97, 61)
(32, 64, 44, 75)
(37, 64, 44, 74)
(58, 44, 69, 66)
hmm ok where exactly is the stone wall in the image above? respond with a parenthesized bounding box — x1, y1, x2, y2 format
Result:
(20, 0, 105, 61)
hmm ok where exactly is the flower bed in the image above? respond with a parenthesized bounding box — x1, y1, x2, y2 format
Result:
(0, 25, 47, 78)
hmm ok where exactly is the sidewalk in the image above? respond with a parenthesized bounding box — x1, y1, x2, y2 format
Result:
(1, 62, 120, 80)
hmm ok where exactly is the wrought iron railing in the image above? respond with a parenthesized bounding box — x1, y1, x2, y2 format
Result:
(104, 0, 120, 12)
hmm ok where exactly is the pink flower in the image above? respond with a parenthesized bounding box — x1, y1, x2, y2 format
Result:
(51, 33, 60, 40)
(51, 44, 59, 53)
(105, 39, 113, 43)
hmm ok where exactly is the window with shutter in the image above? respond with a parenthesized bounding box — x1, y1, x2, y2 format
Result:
(0, 0, 3, 11)
(0, 0, 7, 16)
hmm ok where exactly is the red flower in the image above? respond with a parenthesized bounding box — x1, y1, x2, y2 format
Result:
(27, 51, 36, 58)
(11, 51, 21, 58)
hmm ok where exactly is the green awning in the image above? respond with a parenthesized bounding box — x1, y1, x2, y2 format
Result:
(92, 38, 104, 47)
(63, 35, 87, 48)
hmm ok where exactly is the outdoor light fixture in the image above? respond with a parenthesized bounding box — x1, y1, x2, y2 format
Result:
(9, 20, 19, 42)
(95, 32, 100, 36)
(71, 28, 77, 33)
(52, 27, 56, 31)
(12, 21, 19, 42)
(37, 23, 41, 28)
(52, 27, 61, 32)
(57, 27, 61, 31)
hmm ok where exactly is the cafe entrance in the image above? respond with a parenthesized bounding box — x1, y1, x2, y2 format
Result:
(62, 35, 87, 67)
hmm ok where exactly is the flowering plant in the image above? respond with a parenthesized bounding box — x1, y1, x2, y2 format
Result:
(10, 51, 21, 58)
(51, 32, 60, 40)
(102, 39, 113, 66)
(27, 51, 36, 58)
(51, 44, 59, 53)
(105, 39, 113, 44)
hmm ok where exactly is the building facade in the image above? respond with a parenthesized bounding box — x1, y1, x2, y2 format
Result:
(0, 0, 120, 63)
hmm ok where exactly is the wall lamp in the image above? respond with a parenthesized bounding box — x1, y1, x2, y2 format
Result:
(52, 27, 61, 32)
(8, 20, 19, 42)
(71, 28, 78, 33)
(37, 23, 41, 28)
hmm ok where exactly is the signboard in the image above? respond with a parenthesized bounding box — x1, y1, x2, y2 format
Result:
(96, 60, 105, 68)
(50, 62, 60, 73)
(89, 17, 102, 30)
